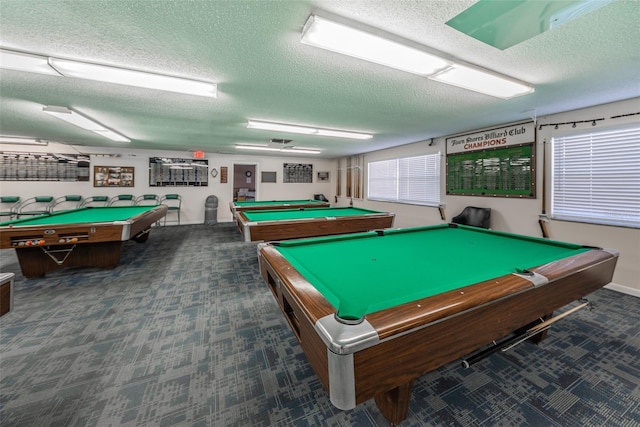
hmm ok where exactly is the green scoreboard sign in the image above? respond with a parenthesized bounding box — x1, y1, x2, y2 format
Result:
(446, 121, 536, 198)
(447, 143, 535, 197)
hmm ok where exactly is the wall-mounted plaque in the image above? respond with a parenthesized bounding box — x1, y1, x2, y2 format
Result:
(0, 152, 90, 182)
(317, 171, 329, 182)
(284, 163, 313, 183)
(446, 121, 535, 198)
(149, 157, 208, 186)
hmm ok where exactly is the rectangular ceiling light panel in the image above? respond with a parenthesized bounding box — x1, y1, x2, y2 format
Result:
(247, 120, 317, 135)
(235, 144, 321, 154)
(43, 106, 131, 142)
(48, 58, 217, 98)
(301, 15, 450, 76)
(0, 49, 61, 76)
(247, 120, 372, 140)
(300, 15, 534, 99)
(429, 63, 534, 99)
(0, 136, 49, 146)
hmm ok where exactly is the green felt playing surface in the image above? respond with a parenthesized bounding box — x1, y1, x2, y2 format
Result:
(0, 206, 156, 226)
(243, 207, 382, 222)
(234, 199, 323, 206)
(273, 224, 589, 320)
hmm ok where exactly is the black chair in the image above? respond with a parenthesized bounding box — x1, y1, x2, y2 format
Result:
(451, 206, 491, 229)
(314, 194, 329, 202)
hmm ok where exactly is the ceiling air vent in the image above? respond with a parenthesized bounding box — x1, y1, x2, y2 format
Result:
(269, 138, 293, 144)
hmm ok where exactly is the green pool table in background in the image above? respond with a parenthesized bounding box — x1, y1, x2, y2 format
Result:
(236, 206, 395, 241)
(229, 199, 330, 218)
(258, 223, 619, 425)
(0, 205, 167, 278)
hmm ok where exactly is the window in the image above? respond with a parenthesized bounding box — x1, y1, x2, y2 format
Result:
(551, 124, 640, 228)
(368, 153, 441, 206)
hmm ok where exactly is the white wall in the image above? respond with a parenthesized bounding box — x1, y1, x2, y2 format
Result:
(0, 148, 335, 224)
(2, 99, 638, 292)
(338, 98, 640, 293)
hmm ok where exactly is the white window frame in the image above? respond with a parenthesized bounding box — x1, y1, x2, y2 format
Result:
(551, 123, 640, 228)
(367, 153, 441, 207)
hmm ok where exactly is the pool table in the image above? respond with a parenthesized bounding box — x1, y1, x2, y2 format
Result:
(0, 205, 167, 278)
(229, 199, 330, 218)
(258, 224, 618, 425)
(236, 207, 395, 242)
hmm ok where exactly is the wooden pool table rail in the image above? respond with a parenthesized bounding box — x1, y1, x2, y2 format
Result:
(0, 205, 167, 278)
(229, 200, 330, 217)
(258, 242, 618, 426)
(238, 210, 395, 242)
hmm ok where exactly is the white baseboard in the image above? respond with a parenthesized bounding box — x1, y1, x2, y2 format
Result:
(605, 282, 640, 298)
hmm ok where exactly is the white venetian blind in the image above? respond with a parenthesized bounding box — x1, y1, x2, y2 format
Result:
(551, 124, 640, 228)
(368, 153, 440, 206)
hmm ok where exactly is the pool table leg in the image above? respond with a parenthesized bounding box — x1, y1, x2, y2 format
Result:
(15, 242, 125, 278)
(374, 380, 413, 426)
(132, 227, 151, 243)
(527, 313, 553, 343)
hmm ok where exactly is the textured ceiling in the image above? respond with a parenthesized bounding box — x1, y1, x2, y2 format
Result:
(0, 0, 639, 158)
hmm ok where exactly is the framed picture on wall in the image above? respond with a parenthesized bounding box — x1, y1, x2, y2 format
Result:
(317, 171, 329, 182)
(94, 166, 134, 187)
(261, 171, 277, 183)
(284, 163, 313, 183)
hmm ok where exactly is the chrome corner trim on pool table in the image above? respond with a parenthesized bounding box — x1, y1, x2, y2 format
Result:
(513, 270, 549, 287)
(314, 314, 380, 354)
(114, 220, 131, 241)
(328, 351, 357, 410)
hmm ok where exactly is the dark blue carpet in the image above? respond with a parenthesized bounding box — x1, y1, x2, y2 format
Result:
(1, 224, 639, 426)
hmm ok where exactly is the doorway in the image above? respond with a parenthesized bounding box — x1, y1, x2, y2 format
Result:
(233, 164, 257, 201)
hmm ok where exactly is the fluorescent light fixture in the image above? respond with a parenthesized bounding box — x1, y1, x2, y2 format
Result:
(300, 15, 534, 99)
(0, 49, 61, 76)
(301, 15, 450, 76)
(247, 120, 372, 140)
(247, 120, 317, 135)
(235, 145, 280, 151)
(429, 63, 534, 99)
(48, 57, 217, 98)
(0, 136, 49, 146)
(282, 147, 322, 155)
(235, 144, 321, 154)
(43, 106, 131, 143)
(0, 47, 216, 97)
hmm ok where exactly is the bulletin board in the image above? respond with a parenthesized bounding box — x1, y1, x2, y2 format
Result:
(94, 166, 134, 187)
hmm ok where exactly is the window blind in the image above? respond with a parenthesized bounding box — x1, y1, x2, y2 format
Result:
(551, 125, 640, 228)
(368, 153, 440, 206)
